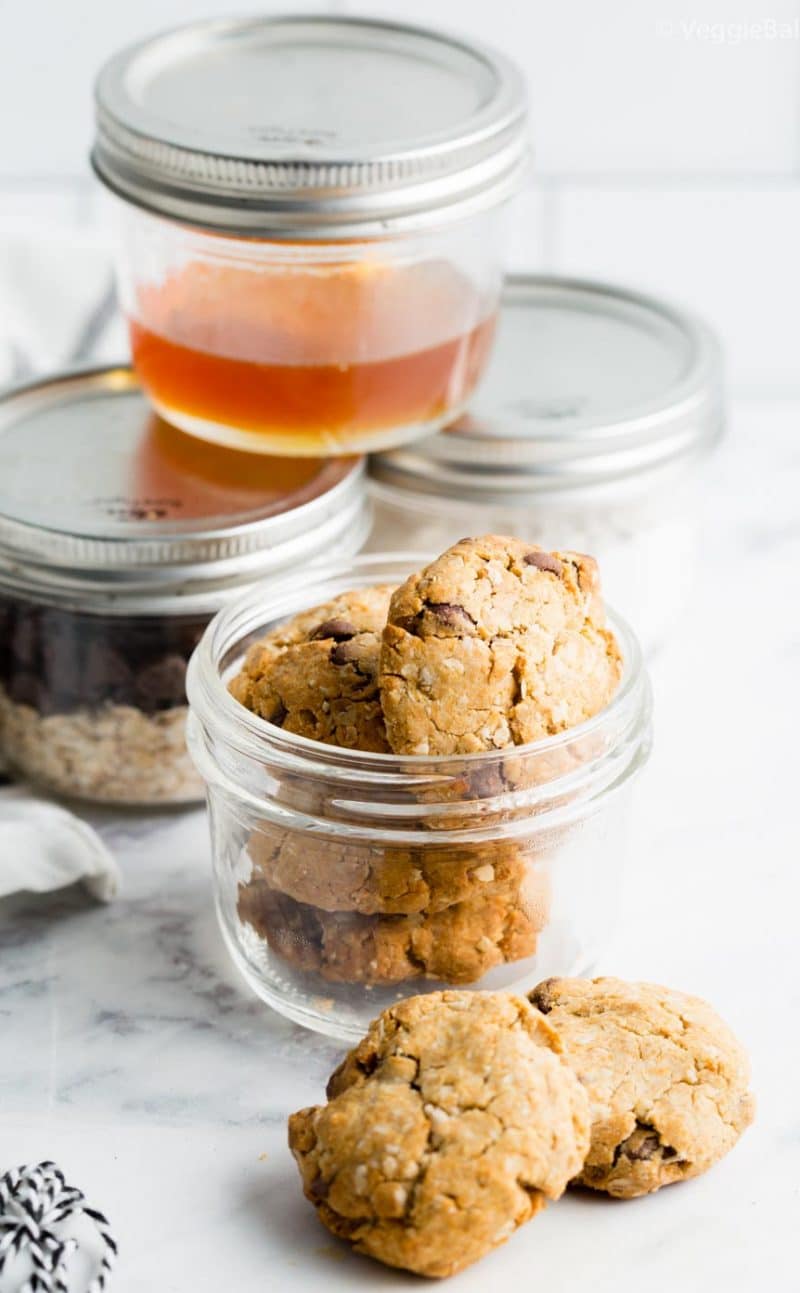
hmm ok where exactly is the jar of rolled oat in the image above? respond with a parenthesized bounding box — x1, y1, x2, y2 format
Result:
(0, 366, 369, 804)
(186, 553, 652, 1040)
(368, 276, 725, 655)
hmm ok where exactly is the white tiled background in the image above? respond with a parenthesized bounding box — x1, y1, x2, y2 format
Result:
(3, 0, 800, 394)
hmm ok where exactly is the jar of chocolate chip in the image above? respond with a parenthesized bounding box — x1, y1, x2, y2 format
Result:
(0, 366, 369, 804)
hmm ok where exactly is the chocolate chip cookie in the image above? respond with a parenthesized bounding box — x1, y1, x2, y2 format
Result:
(247, 824, 543, 916)
(228, 585, 393, 752)
(289, 991, 591, 1277)
(238, 880, 544, 984)
(529, 976, 755, 1198)
(379, 535, 622, 755)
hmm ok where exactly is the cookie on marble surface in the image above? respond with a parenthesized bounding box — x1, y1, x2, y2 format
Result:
(228, 584, 394, 752)
(247, 825, 540, 916)
(379, 535, 622, 756)
(528, 976, 755, 1198)
(238, 878, 544, 984)
(289, 991, 590, 1277)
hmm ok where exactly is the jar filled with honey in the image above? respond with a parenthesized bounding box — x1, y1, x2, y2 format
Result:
(92, 15, 529, 457)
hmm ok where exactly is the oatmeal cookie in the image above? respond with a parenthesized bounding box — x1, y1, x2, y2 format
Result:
(379, 535, 622, 755)
(228, 585, 393, 752)
(529, 976, 755, 1198)
(247, 826, 541, 916)
(289, 992, 590, 1277)
(238, 880, 543, 984)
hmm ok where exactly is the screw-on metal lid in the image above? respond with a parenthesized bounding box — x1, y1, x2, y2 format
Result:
(0, 366, 368, 608)
(92, 15, 528, 237)
(370, 275, 725, 499)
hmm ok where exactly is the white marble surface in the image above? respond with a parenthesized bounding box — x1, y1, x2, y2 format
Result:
(1, 398, 797, 1291)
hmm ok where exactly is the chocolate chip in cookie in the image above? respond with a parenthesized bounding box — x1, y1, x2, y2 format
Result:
(524, 550, 564, 576)
(529, 976, 559, 1014)
(423, 600, 478, 633)
(309, 618, 358, 642)
(329, 639, 362, 667)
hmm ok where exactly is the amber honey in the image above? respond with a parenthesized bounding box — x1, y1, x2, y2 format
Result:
(128, 259, 497, 455)
(133, 412, 329, 514)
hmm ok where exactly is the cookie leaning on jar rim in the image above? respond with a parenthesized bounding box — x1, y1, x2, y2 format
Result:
(186, 534, 653, 1038)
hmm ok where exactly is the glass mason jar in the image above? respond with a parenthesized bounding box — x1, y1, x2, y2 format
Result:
(368, 276, 725, 655)
(186, 555, 653, 1040)
(110, 204, 503, 459)
(92, 15, 529, 457)
(0, 367, 369, 805)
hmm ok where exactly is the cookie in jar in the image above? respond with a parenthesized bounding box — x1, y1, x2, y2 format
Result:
(188, 538, 652, 1039)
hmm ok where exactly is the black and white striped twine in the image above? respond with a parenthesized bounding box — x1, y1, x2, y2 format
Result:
(0, 1162, 117, 1293)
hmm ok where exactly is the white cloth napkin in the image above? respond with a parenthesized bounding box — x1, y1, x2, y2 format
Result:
(0, 788, 120, 903)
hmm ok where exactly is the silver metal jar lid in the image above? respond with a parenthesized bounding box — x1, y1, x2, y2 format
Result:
(92, 15, 528, 237)
(0, 366, 368, 609)
(370, 275, 725, 499)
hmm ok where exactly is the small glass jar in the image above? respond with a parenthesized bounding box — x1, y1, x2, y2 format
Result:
(0, 367, 369, 805)
(92, 15, 528, 457)
(111, 205, 502, 460)
(186, 555, 652, 1040)
(368, 276, 725, 654)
